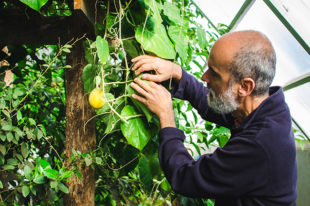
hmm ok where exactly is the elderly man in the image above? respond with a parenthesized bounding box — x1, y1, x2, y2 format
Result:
(130, 30, 297, 206)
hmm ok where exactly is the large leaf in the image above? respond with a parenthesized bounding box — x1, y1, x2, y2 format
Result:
(120, 105, 152, 151)
(139, 0, 162, 25)
(82, 64, 97, 93)
(135, 20, 175, 59)
(126, 84, 153, 122)
(138, 156, 153, 192)
(96, 36, 109, 64)
(168, 26, 189, 62)
(19, 0, 48, 12)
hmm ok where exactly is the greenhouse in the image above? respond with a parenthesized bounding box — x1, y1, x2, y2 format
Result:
(0, 0, 309, 205)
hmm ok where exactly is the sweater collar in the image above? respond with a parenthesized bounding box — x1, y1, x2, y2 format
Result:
(232, 86, 285, 130)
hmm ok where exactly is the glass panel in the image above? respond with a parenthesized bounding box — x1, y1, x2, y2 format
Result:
(194, 0, 245, 26)
(269, 0, 310, 46)
(285, 83, 310, 137)
(233, 0, 310, 86)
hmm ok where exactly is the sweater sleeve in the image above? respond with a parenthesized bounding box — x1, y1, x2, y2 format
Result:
(171, 68, 234, 128)
(158, 127, 269, 198)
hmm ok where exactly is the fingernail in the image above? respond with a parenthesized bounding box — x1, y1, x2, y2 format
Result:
(130, 82, 134, 86)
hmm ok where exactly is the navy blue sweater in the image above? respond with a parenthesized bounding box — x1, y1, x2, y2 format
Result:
(158, 69, 297, 206)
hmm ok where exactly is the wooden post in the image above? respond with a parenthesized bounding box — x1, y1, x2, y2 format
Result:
(63, 13, 96, 206)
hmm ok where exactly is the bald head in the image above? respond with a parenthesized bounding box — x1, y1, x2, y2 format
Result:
(210, 30, 276, 96)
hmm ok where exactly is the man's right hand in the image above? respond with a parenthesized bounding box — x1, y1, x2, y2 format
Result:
(131, 55, 182, 83)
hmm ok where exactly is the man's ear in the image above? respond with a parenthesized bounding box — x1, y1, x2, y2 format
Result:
(238, 78, 255, 97)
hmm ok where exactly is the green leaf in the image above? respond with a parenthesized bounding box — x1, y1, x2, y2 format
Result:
(0, 180, 3, 189)
(126, 85, 153, 122)
(3, 164, 15, 170)
(7, 158, 18, 166)
(168, 25, 189, 62)
(135, 20, 175, 59)
(102, 97, 124, 134)
(30, 185, 36, 195)
(138, 156, 153, 192)
(19, 0, 48, 12)
(141, 0, 162, 25)
(197, 26, 207, 50)
(44, 168, 59, 179)
(120, 105, 152, 151)
(39, 159, 51, 169)
(2, 122, 12, 131)
(84, 156, 92, 167)
(0, 133, 6, 141)
(58, 182, 69, 194)
(82, 64, 97, 93)
(33, 175, 45, 184)
(21, 142, 29, 158)
(163, 2, 181, 24)
(0, 145, 5, 155)
(50, 180, 58, 189)
(6, 132, 14, 142)
(29, 118, 36, 125)
(22, 185, 30, 197)
(60, 171, 72, 180)
(95, 36, 109, 64)
(24, 165, 32, 180)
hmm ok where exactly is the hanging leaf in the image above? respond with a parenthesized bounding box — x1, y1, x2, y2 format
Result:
(24, 165, 33, 180)
(44, 168, 59, 179)
(22, 185, 30, 197)
(135, 20, 175, 59)
(19, 0, 49, 12)
(58, 182, 69, 194)
(126, 84, 153, 122)
(138, 156, 153, 192)
(82, 64, 97, 93)
(120, 105, 152, 151)
(197, 26, 208, 50)
(95, 36, 109, 64)
(21, 142, 29, 158)
(168, 26, 189, 62)
(139, 0, 162, 25)
(163, 2, 181, 24)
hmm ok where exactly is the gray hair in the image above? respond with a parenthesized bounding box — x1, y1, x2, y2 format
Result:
(228, 34, 276, 96)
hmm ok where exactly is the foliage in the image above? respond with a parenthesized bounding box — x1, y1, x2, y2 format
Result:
(80, 0, 228, 205)
(0, 43, 72, 205)
(1, 0, 229, 205)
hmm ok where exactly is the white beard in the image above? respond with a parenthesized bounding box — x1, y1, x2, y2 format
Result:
(207, 85, 239, 114)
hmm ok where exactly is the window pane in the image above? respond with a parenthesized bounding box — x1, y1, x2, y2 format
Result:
(194, 0, 245, 26)
(285, 83, 310, 137)
(270, 0, 310, 46)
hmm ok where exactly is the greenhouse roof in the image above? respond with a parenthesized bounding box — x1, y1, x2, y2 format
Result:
(194, 0, 310, 139)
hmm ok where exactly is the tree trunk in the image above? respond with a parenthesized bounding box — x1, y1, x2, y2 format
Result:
(64, 26, 96, 205)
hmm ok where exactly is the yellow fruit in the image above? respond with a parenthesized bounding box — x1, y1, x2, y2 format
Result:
(89, 88, 105, 109)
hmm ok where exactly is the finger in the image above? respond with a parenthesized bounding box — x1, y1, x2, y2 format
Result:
(132, 59, 150, 71)
(130, 82, 151, 98)
(135, 63, 156, 76)
(141, 73, 163, 82)
(132, 93, 147, 105)
(134, 78, 154, 93)
(132, 55, 153, 62)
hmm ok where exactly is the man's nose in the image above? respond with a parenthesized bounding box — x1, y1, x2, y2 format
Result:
(201, 70, 210, 83)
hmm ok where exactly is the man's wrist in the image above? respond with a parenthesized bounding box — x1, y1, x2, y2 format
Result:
(158, 110, 176, 129)
(172, 64, 182, 83)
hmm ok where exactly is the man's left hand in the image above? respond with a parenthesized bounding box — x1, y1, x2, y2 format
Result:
(130, 78, 176, 129)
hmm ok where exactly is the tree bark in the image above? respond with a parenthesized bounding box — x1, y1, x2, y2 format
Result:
(64, 16, 96, 205)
